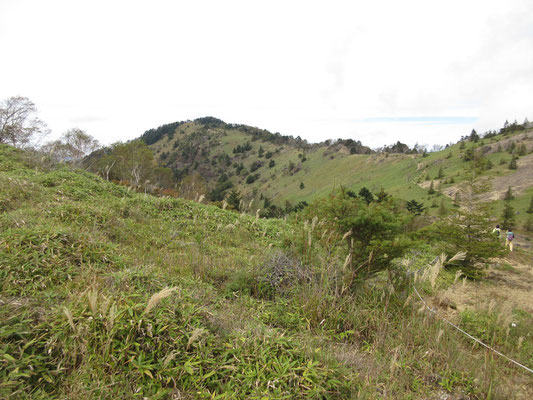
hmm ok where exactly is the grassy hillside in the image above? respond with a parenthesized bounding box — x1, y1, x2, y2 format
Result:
(144, 119, 533, 229)
(2, 143, 533, 398)
(1, 144, 351, 398)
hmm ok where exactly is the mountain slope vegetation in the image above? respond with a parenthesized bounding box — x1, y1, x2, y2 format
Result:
(2, 143, 533, 399)
(137, 118, 533, 227)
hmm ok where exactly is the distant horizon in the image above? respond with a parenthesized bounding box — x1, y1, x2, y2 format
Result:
(2, 0, 532, 149)
(134, 113, 527, 151)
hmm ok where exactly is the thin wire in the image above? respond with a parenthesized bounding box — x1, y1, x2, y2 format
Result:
(412, 285, 533, 375)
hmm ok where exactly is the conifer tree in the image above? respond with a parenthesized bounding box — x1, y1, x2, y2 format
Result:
(406, 200, 425, 215)
(376, 187, 390, 202)
(428, 180, 435, 195)
(526, 196, 533, 214)
(524, 215, 533, 232)
(358, 187, 374, 204)
(226, 189, 241, 211)
(436, 164, 504, 278)
(453, 192, 461, 207)
(438, 199, 448, 216)
(501, 201, 515, 229)
(503, 186, 514, 201)
(508, 156, 517, 170)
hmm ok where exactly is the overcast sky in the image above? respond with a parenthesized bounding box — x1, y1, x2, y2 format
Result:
(1, 0, 532, 148)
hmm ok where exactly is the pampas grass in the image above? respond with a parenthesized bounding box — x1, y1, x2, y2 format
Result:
(63, 306, 76, 332)
(144, 287, 177, 314)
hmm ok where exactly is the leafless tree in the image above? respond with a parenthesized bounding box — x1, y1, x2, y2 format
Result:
(0, 96, 49, 147)
(42, 128, 100, 166)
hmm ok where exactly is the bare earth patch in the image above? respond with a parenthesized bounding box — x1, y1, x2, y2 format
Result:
(478, 153, 533, 201)
(428, 251, 533, 399)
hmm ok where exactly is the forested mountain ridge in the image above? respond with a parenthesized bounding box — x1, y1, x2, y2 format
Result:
(136, 118, 533, 224)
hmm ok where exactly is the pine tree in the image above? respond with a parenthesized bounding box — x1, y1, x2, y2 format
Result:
(406, 200, 425, 215)
(299, 182, 305, 189)
(508, 156, 517, 170)
(437, 166, 444, 179)
(428, 180, 435, 195)
(469, 129, 479, 142)
(375, 187, 390, 202)
(453, 192, 461, 207)
(501, 201, 515, 229)
(436, 163, 504, 277)
(503, 186, 514, 201)
(226, 189, 241, 211)
(438, 199, 448, 216)
(527, 196, 533, 214)
(358, 187, 374, 204)
(524, 215, 533, 232)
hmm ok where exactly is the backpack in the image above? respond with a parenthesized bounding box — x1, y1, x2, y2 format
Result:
(506, 231, 514, 241)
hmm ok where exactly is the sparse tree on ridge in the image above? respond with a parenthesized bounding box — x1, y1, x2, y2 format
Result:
(0, 96, 49, 147)
(42, 128, 100, 166)
(469, 129, 479, 142)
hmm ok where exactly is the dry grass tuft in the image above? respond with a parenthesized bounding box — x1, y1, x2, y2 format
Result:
(144, 287, 178, 314)
(341, 230, 352, 242)
(63, 306, 76, 332)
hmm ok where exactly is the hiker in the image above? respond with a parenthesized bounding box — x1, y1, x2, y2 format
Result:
(492, 224, 501, 238)
(505, 228, 515, 252)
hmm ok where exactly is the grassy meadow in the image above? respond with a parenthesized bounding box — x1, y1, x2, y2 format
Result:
(1, 143, 533, 399)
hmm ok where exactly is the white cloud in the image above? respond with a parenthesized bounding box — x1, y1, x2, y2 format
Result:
(1, 0, 532, 147)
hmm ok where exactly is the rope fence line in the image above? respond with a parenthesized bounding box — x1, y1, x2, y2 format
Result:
(412, 285, 533, 375)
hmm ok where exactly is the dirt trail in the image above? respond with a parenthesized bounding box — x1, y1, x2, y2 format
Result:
(427, 250, 533, 399)
(436, 254, 533, 315)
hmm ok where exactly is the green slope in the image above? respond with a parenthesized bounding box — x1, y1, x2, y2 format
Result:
(2, 143, 532, 398)
(145, 119, 533, 225)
